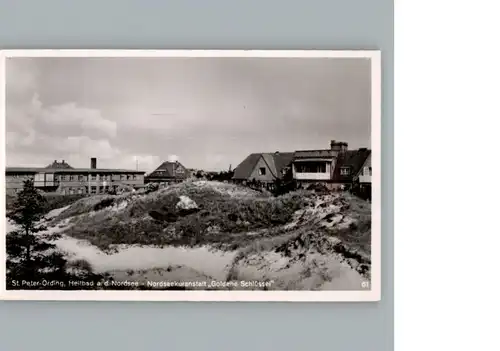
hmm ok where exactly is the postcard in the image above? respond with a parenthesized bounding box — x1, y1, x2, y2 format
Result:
(0, 50, 381, 301)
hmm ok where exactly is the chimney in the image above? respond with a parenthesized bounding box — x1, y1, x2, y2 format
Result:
(91, 157, 97, 169)
(330, 140, 348, 153)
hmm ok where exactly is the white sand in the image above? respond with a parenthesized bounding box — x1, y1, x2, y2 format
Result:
(7, 207, 236, 281)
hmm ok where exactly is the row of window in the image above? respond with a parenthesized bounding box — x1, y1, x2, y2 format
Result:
(57, 174, 139, 182)
(8, 173, 140, 181)
(62, 186, 118, 195)
(295, 164, 328, 173)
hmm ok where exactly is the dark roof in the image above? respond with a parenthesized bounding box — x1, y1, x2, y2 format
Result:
(146, 161, 188, 179)
(272, 152, 295, 174)
(232, 152, 294, 180)
(294, 149, 338, 159)
(6, 167, 145, 174)
(233, 154, 261, 180)
(332, 149, 372, 183)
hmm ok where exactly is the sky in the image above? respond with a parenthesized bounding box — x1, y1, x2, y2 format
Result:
(5, 57, 371, 173)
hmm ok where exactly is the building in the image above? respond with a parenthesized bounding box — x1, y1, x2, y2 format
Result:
(356, 152, 372, 185)
(292, 140, 371, 189)
(145, 160, 189, 185)
(233, 140, 371, 190)
(5, 157, 145, 196)
(351, 152, 372, 200)
(232, 152, 295, 185)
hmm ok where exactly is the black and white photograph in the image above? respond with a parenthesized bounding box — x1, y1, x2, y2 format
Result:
(0, 50, 381, 301)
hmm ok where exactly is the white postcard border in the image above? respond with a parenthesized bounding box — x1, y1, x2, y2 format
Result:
(0, 49, 381, 302)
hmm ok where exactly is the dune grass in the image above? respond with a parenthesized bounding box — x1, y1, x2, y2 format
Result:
(329, 192, 372, 256)
(56, 183, 309, 251)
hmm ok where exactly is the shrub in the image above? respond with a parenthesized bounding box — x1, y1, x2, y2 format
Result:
(144, 182, 160, 194)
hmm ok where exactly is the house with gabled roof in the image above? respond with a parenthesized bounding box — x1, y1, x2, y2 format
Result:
(232, 152, 295, 184)
(232, 140, 371, 191)
(145, 160, 189, 184)
(292, 140, 371, 188)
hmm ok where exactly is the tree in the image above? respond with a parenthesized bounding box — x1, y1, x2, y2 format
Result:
(272, 167, 296, 196)
(6, 179, 103, 289)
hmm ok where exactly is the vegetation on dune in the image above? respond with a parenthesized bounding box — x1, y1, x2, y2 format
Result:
(53, 182, 309, 251)
(52, 181, 371, 281)
(226, 192, 373, 281)
(5, 180, 372, 290)
(322, 192, 372, 256)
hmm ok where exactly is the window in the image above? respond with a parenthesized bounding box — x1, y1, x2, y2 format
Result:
(340, 167, 351, 176)
(369, 167, 372, 176)
(341, 168, 349, 175)
(295, 162, 327, 173)
(91, 186, 97, 194)
(259, 167, 266, 175)
(70, 175, 75, 181)
(78, 175, 85, 181)
(91, 174, 97, 181)
(133, 174, 137, 180)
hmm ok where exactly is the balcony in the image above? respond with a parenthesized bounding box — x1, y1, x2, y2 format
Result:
(294, 172, 331, 181)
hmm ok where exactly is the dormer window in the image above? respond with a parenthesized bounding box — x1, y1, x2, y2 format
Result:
(340, 167, 351, 176)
